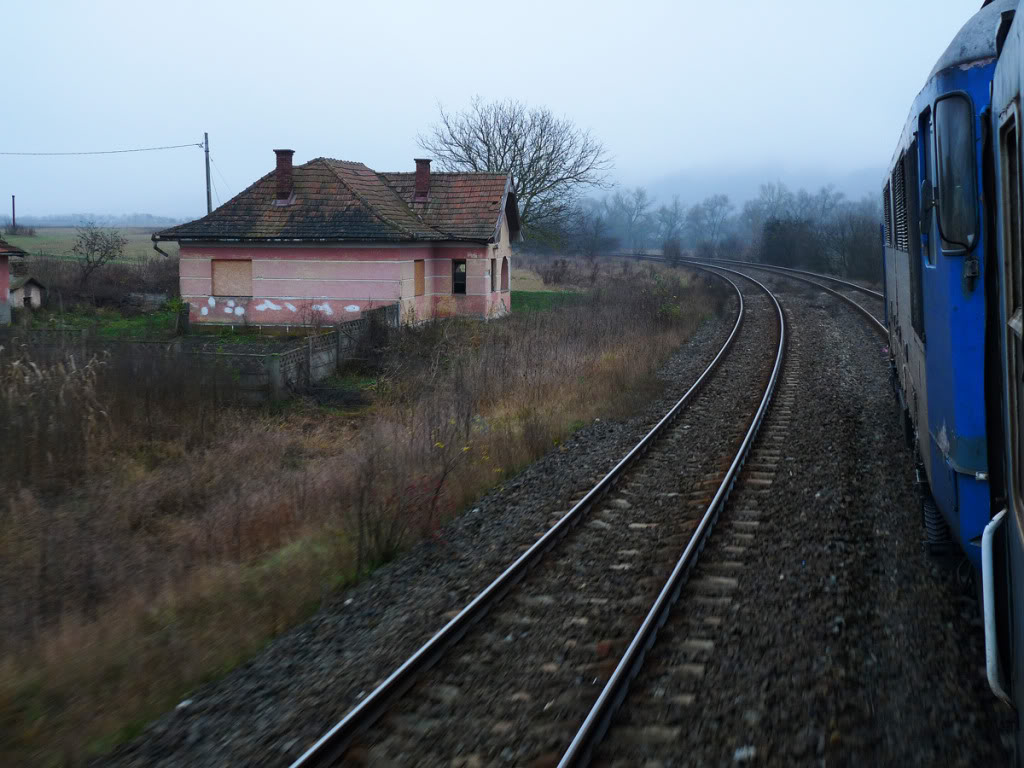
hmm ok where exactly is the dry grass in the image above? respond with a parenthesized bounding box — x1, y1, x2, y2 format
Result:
(510, 267, 557, 291)
(0, 262, 728, 765)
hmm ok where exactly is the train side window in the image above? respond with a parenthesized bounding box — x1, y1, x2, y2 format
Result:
(935, 93, 979, 252)
(1000, 115, 1024, 518)
(906, 141, 926, 340)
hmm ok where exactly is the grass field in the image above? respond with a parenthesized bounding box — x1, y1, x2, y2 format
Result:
(511, 290, 584, 312)
(3, 227, 179, 262)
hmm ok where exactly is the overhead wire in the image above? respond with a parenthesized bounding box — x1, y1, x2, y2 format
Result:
(0, 142, 203, 156)
(209, 156, 234, 200)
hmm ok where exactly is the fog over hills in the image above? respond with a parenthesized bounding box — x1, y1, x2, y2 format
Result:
(2, 213, 184, 229)
(3, 167, 887, 225)
(645, 166, 886, 207)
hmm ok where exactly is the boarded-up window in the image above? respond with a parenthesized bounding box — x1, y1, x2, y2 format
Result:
(415, 259, 425, 296)
(212, 259, 252, 296)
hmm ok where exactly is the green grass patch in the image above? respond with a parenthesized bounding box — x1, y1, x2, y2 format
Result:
(27, 307, 178, 339)
(511, 290, 584, 313)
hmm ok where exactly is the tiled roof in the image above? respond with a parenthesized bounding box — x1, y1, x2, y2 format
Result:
(0, 238, 27, 257)
(10, 276, 43, 291)
(155, 158, 515, 244)
(379, 172, 513, 241)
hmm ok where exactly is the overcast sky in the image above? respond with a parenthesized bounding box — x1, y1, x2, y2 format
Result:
(2, 0, 985, 219)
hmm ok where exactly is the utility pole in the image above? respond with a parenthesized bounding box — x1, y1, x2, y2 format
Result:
(204, 132, 212, 214)
(10, 196, 14, 231)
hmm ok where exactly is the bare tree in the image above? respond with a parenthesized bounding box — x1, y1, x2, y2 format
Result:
(609, 187, 654, 255)
(73, 223, 127, 287)
(703, 194, 734, 250)
(657, 195, 685, 243)
(573, 202, 618, 260)
(418, 97, 613, 239)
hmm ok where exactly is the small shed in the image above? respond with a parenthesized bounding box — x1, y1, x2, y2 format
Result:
(0, 237, 27, 325)
(11, 276, 44, 309)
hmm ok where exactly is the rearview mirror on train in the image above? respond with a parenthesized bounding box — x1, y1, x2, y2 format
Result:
(934, 93, 979, 252)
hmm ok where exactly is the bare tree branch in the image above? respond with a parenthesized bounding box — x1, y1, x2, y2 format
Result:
(418, 97, 614, 239)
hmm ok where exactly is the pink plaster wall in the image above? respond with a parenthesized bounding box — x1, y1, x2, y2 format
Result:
(181, 241, 511, 326)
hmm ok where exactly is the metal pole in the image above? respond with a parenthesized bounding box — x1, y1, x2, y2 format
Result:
(10, 195, 14, 230)
(204, 132, 212, 214)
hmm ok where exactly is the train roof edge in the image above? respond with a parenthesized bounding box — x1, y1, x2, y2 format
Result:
(928, 0, 1015, 79)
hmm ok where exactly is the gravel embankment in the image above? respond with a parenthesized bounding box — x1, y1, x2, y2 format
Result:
(98, 285, 736, 768)
(600, 273, 1013, 767)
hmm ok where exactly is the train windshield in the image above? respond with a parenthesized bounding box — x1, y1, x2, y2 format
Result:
(935, 94, 978, 250)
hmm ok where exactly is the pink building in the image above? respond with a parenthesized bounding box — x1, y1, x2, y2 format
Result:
(154, 150, 521, 326)
(0, 238, 27, 326)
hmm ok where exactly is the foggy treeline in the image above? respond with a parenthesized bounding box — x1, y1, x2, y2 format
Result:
(559, 182, 882, 282)
(0, 213, 184, 229)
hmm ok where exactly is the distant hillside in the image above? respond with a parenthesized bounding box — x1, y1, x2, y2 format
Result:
(646, 166, 885, 206)
(1, 213, 185, 229)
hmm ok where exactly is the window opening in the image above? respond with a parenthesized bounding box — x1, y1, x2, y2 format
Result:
(211, 259, 253, 297)
(500, 257, 509, 291)
(414, 259, 425, 297)
(490, 258, 497, 293)
(453, 260, 467, 295)
(935, 94, 979, 251)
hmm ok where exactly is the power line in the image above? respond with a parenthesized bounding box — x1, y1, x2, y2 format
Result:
(0, 142, 203, 156)
(210, 156, 234, 200)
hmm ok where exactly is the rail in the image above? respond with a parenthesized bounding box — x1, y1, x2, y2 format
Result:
(557, 264, 786, 767)
(287, 270, 748, 767)
(701, 260, 886, 336)
(690, 257, 883, 300)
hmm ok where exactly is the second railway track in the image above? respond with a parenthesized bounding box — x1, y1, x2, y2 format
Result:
(290, 268, 785, 767)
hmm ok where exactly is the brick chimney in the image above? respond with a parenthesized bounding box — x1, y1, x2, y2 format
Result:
(274, 149, 295, 201)
(414, 158, 431, 200)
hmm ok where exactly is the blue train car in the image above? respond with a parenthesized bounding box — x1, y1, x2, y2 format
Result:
(987, 0, 1024, 747)
(884, 0, 1015, 570)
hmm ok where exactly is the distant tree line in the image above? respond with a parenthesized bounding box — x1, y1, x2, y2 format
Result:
(0, 213, 184, 229)
(558, 182, 881, 281)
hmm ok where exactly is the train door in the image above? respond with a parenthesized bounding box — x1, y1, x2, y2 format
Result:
(922, 108, 937, 267)
(1001, 111, 1024, 524)
(998, 106, 1024, 727)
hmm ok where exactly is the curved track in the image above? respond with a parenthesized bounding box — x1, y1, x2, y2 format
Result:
(289, 270, 784, 767)
(681, 258, 887, 336)
(557, 265, 785, 766)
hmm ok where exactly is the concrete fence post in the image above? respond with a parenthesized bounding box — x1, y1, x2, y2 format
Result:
(267, 354, 283, 401)
(306, 335, 313, 385)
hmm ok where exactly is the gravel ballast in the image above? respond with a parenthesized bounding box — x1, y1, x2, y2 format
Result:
(600, 272, 1013, 767)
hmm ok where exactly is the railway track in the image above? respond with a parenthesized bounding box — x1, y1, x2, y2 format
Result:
(289, 267, 785, 767)
(681, 258, 886, 335)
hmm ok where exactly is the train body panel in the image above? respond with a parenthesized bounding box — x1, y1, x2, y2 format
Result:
(884, 3, 1006, 565)
(989, 0, 1024, 744)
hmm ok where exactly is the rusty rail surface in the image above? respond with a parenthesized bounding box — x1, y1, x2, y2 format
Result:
(710, 260, 888, 336)
(691, 257, 883, 300)
(557, 265, 786, 767)
(288, 270, 748, 768)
